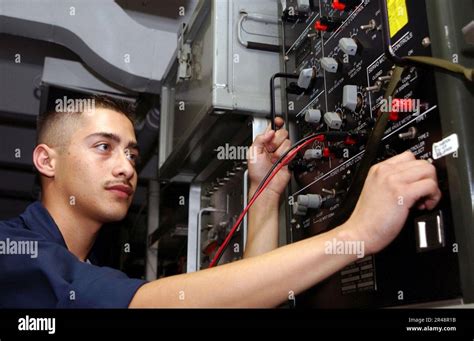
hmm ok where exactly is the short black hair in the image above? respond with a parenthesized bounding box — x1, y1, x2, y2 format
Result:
(36, 94, 136, 146)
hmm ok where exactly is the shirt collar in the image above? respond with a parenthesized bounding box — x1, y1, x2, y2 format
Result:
(21, 201, 102, 264)
(20, 201, 68, 247)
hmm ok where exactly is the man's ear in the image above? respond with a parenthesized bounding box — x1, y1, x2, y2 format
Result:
(33, 144, 57, 178)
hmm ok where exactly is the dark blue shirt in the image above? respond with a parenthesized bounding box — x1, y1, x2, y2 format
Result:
(0, 201, 147, 308)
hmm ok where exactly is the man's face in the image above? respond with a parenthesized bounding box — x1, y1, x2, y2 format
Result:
(54, 108, 138, 223)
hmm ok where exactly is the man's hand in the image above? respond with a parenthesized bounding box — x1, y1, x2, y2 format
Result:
(344, 151, 442, 255)
(244, 118, 292, 257)
(248, 117, 292, 198)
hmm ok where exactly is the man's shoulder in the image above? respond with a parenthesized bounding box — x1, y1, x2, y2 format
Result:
(0, 215, 25, 230)
(0, 202, 34, 230)
(0, 213, 44, 240)
(0, 202, 47, 236)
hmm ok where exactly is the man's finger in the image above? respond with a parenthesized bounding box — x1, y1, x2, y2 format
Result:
(391, 162, 437, 185)
(271, 139, 291, 162)
(274, 117, 285, 130)
(405, 178, 442, 210)
(265, 117, 285, 133)
(391, 160, 436, 179)
(382, 150, 417, 166)
(252, 130, 275, 154)
(265, 129, 289, 153)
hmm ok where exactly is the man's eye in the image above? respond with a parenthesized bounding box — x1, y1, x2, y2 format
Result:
(96, 143, 110, 152)
(126, 151, 138, 163)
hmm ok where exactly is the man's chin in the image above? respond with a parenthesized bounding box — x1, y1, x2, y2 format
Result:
(97, 204, 130, 223)
(102, 213, 127, 223)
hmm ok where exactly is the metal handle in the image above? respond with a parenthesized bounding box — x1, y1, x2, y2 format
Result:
(197, 207, 224, 270)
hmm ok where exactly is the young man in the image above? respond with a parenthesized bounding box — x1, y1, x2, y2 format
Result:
(0, 96, 441, 308)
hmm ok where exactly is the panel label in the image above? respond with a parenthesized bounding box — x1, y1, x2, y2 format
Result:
(432, 134, 459, 160)
(387, 0, 409, 38)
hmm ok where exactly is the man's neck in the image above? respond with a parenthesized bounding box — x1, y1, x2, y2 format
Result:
(41, 194, 102, 262)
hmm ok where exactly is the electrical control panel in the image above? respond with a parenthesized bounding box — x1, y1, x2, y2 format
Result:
(281, 0, 468, 307)
(195, 161, 248, 270)
(182, 115, 255, 272)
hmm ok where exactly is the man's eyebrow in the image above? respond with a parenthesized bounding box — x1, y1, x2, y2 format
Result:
(86, 132, 139, 152)
(127, 141, 140, 152)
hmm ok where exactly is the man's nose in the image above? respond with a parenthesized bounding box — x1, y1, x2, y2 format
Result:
(112, 150, 136, 181)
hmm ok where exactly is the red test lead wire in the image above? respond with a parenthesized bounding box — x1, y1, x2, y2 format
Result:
(209, 135, 324, 268)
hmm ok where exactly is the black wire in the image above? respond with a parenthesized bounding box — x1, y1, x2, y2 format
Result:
(270, 73, 298, 130)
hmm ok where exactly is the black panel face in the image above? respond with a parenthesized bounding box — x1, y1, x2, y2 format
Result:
(282, 0, 462, 307)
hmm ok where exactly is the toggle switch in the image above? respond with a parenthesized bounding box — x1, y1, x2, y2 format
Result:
(398, 127, 417, 140)
(365, 80, 382, 92)
(360, 19, 377, 31)
(338, 37, 359, 56)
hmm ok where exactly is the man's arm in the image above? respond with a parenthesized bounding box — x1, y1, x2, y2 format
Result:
(130, 151, 441, 307)
(244, 118, 291, 257)
(244, 188, 280, 257)
(130, 222, 358, 308)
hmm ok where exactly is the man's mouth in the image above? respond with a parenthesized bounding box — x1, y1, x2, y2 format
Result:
(106, 184, 134, 199)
